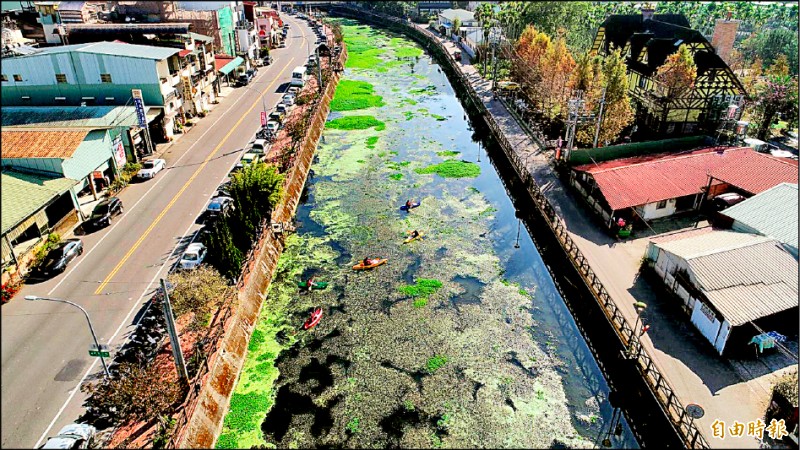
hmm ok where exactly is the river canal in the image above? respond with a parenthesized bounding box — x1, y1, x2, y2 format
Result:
(216, 21, 638, 449)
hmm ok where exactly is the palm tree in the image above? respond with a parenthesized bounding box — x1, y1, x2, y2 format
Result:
(474, 3, 495, 75)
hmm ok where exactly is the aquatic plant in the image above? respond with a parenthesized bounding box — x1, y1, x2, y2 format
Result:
(405, 111, 415, 121)
(385, 161, 411, 171)
(415, 160, 481, 178)
(426, 355, 448, 374)
(326, 115, 386, 131)
(389, 173, 403, 181)
(436, 151, 460, 157)
(346, 417, 361, 434)
(409, 85, 437, 95)
(331, 80, 385, 111)
(403, 400, 416, 411)
(413, 298, 428, 308)
(398, 279, 443, 298)
(366, 136, 379, 148)
(430, 114, 447, 121)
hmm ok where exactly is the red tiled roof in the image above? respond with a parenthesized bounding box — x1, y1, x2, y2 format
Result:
(1, 130, 89, 159)
(214, 57, 234, 71)
(710, 151, 798, 195)
(573, 146, 775, 210)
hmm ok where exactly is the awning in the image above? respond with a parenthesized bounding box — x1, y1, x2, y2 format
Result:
(219, 57, 244, 76)
(146, 107, 164, 122)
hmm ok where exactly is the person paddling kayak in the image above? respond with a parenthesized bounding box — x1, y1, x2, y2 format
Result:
(305, 276, 316, 293)
(410, 230, 420, 239)
(405, 199, 412, 209)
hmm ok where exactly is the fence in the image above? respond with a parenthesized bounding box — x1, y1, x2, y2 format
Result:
(167, 44, 347, 449)
(332, 6, 708, 449)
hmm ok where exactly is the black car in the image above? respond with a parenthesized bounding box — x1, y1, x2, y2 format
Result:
(206, 196, 234, 218)
(236, 72, 254, 87)
(39, 239, 83, 276)
(263, 55, 273, 66)
(87, 197, 123, 229)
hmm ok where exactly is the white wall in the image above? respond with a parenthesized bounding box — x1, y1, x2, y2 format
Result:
(690, 299, 723, 354)
(637, 198, 677, 220)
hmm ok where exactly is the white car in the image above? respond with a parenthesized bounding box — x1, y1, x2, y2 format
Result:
(136, 159, 166, 180)
(266, 121, 280, 133)
(282, 94, 295, 106)
(249, 139, 269, 155)
(179, 242, 207, 270)
(287, 86, 300, 96)
(41, 423, 96, 449)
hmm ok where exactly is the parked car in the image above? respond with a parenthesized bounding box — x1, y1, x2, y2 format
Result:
(308, 54, 318, 65)
(282, 94, 295, 106)
(287, 86, 300, 96)
(269, 111, 285, 124)
(250, 138, 270, 155)
(247, 67, 258, 77)
(179, 243, 207, 270)
(266, 121, 280, 133)
(87, 197, 123, 229)
(207, 195, 233, 212)
(278, 40, 286, 48)
(40, 423, 96, 449)
(262, 55, 273, 66)
(276, 103, 289, 115)
(236, 71, 254, 86)
(712, 192, 746, 211)
(38, 239, 83, 277)
(236, 152, 262, 170)
(136, 158, 166, 180)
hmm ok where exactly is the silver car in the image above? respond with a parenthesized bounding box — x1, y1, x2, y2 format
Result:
(40, 423, 96, 449)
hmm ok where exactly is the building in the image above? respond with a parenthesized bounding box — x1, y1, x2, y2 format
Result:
(646, 230, 798, 355)
(719, 183, 798, 258)
(1, 105, 150, 160)
(436, 8, 477, 37)
(0, 41, 182, 141)
(33, 1, 105, 44)
(570, 146, 799, 227)
(169, 2, 237, 56)
(417, 1, 451, 17)
(591, 8, 746, 137)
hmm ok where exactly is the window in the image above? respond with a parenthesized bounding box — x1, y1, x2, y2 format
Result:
(104, 97, 115, 102)
(55, 73, 67, 83)
(638, 75, 646, 89)
(100, 73, 112, 83)
(1, 74, 7, 82)
(13, 74, 22, 82)
(656, 200, 667, 209)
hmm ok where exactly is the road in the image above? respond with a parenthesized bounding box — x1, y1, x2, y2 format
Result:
(1, 14, 317, 449)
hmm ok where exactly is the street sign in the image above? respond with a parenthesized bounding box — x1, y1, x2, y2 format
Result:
(89, 344, 110, 358)
(132, 89, 147, 127)
(261, 111, 267, 126)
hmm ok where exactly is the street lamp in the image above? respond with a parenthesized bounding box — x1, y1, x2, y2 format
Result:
(627, 301, 648, 358)
(25, 295, 111, 378)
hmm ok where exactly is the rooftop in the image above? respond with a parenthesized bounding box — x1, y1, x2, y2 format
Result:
(720, 183, 798, 252)
(1, 129, 90, 159)
(654, 231, 798, 326)
(1, 106, 139, 129)
(7, 40, 179, 60)
(1, 170, 79, 234)
(709, 151, 799, 195)
(439, 8, 475, 23)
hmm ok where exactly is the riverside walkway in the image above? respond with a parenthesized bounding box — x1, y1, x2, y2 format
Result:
(423, 28, 794, 449)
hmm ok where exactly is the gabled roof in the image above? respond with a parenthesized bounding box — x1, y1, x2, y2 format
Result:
(1, 129, 90, 159)
(710, 152, 798, 195)
(1, 106, 139, 129)
(721, 183, 798, 251)
(573, 146, 751, 210)
(1, 170, 79, 234)
(439, 8, 475, 23)
(654, 231, 798, 326)
(9, 40, 179, 60)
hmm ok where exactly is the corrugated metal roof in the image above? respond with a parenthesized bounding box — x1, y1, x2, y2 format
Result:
(721, 183, 798, 251)
(1, 170, 79, 234)
(1, 106, 138, 128)
(12, 41, 179, 60)
(710, 151, 799, 195)
(574, 147, 748, 210)
(654, 231, 798, 326)
(189, 32, 213, 43)
(1, 130, 89, 159)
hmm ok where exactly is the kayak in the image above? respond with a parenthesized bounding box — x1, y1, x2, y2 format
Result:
(303, 308, 323, 330)
(400, 201, 421, 211)
(403, 232, 425, 244)
(297, 281, 329, 290)
(352, 258, 388, 270)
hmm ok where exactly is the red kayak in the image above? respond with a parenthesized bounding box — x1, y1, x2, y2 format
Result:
(303, 308, 323, 330)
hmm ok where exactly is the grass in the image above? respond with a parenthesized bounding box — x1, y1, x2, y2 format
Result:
(415, 160, 481, 178)
(436, 151, 460, 157)
(326, 115, 386, 131)
(426, 355, 448, 374)
(331, 80, 385, 111)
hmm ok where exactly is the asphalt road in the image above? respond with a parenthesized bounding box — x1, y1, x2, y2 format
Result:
(1, 14, 318, 449)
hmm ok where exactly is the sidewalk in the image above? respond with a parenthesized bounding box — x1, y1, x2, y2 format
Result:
(430, 30, 796, 448)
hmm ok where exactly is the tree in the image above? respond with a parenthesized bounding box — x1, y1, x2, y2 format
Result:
(285, 117, 309, 152)
(596, 48, 634, 145)
(228, 162, 284, 244)
(752, 74, 798, 139)
(474, 2, 496, 75)
(452, 17, 461, 37)
(539, 31, 576, 118)
(569, 53, 606, 145)
(167, 266, 230, 329)
(654, 44, 697, 102)
(82, 362, 185, 425)
(204, 215, 244, 282)
(740, 27, 798, 76)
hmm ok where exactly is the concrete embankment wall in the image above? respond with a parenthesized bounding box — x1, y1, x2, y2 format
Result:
(327, 6, 694, 449)
(171, 49, 347, 449)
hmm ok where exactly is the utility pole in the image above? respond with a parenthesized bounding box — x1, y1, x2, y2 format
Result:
(593, 87, 607, 149)
(161, 278, 189, 383)
(563, 90, 586, 162)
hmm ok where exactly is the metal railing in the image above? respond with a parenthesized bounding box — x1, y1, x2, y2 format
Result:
(333, 6, 709, 449)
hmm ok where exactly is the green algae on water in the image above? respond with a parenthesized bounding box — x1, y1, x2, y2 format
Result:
(331, 80, 385, 111)
(366, 136, 379, 148)
(415, 160, 481, 178)
(436, 151, 460, 158)
(326, 115, 386, 131)
(431, 114, 447, 121)
(426, 355, 448, 373)
(399, 278, 443, 298)
(389, 173, 403, 180)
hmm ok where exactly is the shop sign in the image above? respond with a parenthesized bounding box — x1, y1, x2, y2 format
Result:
(113, 135, 127, 168)
(132, 89, 147, 127)
(183, 76, 196, 115)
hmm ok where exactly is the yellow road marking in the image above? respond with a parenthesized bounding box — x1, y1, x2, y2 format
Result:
(94, 54, 301, 295)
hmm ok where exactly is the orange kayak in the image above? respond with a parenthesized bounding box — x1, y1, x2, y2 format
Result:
(352, 258, 388, 270)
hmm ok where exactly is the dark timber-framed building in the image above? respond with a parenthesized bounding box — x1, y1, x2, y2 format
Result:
(591, 9, 747, 137)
